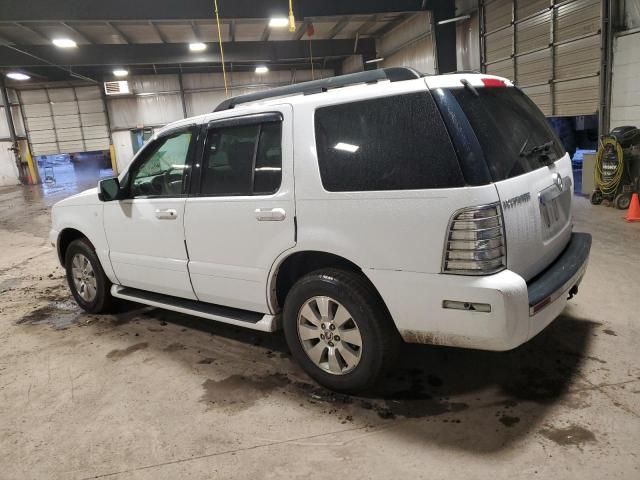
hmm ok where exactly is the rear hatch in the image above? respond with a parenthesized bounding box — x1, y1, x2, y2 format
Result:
(439, 80, 573, 281)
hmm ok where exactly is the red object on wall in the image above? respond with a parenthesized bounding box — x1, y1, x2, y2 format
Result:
(305, 22, 315, 37)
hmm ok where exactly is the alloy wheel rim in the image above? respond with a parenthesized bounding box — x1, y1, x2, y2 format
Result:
(71, 253, 97, 302)
(296, 296, 363, 375)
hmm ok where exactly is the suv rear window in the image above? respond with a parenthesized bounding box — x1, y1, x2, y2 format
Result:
(450, 87, 565, 182)
(314, 92, 464, 192)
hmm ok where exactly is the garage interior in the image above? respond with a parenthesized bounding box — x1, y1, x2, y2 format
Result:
(0, 0, 639, 478)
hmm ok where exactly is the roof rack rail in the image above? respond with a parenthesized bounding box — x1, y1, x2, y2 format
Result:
(213, 67, 423, 112)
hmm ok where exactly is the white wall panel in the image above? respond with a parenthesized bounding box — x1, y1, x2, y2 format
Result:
(107, 94, 183, 129)
(377, 12, 431, 56)
(129, 74, 181, 93)
(378, 12, 434, 74)
(341, 55, 364, 74)
(381, 36, 436, 74)
(610, 32, 640, 129)
(112, 130, 135, 173)
(0, 106, 25, 138)
(185, 91, 227, 117)
(0, 141, 20, 186)
(456, 11, 480, 72)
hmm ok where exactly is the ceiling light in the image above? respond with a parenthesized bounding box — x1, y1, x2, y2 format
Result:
(269, 17, 289, 28)
(6, 72, 30, 81)
(189, 42, 206, 52)
(365, 57, 385, 64)
(255, 66, 269, 74)
(113, 69, 128, 77)
(52, 38, 77, 48)
(334, 142, 359, 153)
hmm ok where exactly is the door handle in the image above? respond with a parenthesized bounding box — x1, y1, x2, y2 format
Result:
(255, 208, 286, 221)
(155, 208, 178, 220)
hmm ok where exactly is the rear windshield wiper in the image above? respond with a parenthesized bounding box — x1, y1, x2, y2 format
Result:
(519, 140, 554, 159)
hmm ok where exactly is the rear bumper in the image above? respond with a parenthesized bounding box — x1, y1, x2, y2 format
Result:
(527, 232, 591, 315)
(366, 232, 592, 351)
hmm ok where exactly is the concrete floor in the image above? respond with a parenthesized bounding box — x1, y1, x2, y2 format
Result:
(0, 178, 638, 480)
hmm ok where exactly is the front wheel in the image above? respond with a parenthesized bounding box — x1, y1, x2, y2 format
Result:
(283, 268, 400, 393)
(65, 238, 113, 313)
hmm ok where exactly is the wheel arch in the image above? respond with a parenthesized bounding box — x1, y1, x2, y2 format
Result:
(56, 228, 93, 265)
(269, 250, 391, 317)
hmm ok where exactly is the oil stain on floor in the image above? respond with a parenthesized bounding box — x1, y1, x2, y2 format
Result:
(539, 424, 596, 446)
(106, 342, 149, 360)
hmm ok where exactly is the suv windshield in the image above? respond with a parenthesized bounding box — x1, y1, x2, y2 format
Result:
(450, 87, 565, 182)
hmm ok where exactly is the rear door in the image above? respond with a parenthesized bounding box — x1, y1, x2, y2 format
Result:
(184, 107, 295, 312)
(446, 84, 573, 281)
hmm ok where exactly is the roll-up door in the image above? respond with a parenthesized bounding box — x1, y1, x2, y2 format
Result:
(19, 86, 110, 156)
(481, 0, 601, 117)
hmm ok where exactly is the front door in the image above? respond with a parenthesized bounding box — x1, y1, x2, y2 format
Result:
(104, 126, 198, 299)
(184, 107, 295, 312)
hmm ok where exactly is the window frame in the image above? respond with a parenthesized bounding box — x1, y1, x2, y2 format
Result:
(122, 124, 199, 200)
(190, 112, 284, 197)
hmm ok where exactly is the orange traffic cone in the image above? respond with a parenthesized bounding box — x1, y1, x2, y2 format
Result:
(625, 193, 640, 222)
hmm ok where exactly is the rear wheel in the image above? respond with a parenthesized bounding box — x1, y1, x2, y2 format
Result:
(283, 268, 400, 393)
(64, 238, 113, 313)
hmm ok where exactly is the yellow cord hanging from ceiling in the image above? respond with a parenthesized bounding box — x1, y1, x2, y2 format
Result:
(288, 0, 296, 32)
(213, 0, 228, 97)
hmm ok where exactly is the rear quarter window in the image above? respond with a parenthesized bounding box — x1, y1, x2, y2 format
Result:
(314, 92, 464, 192)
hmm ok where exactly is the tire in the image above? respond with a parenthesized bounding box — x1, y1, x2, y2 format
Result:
(590, 190, 603, 205)
(64, 238, 113, 313)
(614, 193, 631, 210)
(282, 268, 400, 393)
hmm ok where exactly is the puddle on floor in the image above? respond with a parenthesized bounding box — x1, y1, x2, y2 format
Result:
(17, 300, 83, 330)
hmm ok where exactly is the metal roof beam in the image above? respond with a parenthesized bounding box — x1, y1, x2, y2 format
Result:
(0, 39, 377, 67)
(0, 0, 425, 21)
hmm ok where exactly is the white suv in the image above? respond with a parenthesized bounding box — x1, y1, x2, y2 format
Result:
(50, 68, 591, 392)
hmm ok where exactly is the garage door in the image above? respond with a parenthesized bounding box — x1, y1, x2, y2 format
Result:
(18, 86, 110, 156)
(480, 0, 601, 116)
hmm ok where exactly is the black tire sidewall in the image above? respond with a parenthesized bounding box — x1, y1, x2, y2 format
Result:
(64, 239, 111, 313)
(614, 194, 631, 210)
(283, 270, 393, 393)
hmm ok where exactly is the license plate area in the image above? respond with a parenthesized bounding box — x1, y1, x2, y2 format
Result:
(540, 196, 561, 228)
(538, 177, 572, 240)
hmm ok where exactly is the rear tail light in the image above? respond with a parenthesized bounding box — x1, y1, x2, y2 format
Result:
(442, 203, 506, 275)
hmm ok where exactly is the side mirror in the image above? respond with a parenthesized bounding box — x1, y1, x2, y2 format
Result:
(98, 177, 121, 202)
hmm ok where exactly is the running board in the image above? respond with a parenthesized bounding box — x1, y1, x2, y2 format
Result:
(110, 285, 280, 332)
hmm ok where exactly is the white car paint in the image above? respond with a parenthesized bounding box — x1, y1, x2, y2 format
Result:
(50, 72, 584, 351)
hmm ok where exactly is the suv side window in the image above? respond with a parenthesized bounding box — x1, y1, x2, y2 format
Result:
(130, 130, 193, 197)
(201, 121, 282, 196)
(314, 92, 464, 192)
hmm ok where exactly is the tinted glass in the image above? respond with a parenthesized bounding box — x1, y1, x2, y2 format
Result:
(131, 131, 192, 197)
(254, 122, 282, 194)
(314, 92, 464, 192)
(201, 122, 283, 196)
(201, 125, 259, 196)
(450, 87, 565, 182)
